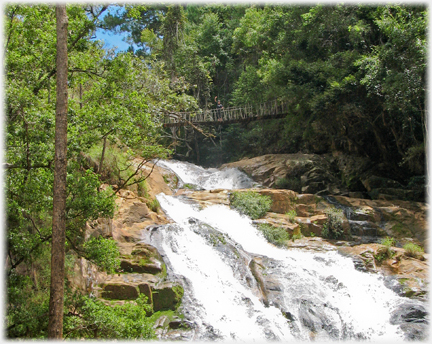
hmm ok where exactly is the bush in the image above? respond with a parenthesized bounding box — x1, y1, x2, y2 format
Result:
(257, 223, 290, 247)
(286, 209, 297, 222)
(322, 207, 344, 239)
(403, 242, 424, 259)
(83, 237, 121, 273)
(146, 198, 160, 212)
(230, 191, 272, 219)
(380, 236, 396, 247)
(374, 237, 396, 263)
(64, 294, 154, 339)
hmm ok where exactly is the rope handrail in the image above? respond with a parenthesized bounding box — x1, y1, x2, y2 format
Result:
(163, 98, 288, 127)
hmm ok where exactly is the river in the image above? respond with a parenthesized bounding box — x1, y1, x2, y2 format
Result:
(149, 160, 428, 342)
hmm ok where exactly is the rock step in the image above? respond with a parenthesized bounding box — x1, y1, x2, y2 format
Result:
(100, 281, 184, 312)
(120, 259, 162, 274)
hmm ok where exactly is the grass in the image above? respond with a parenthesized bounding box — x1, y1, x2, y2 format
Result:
(286, 209, 297, 223)
(380, 236, 396, 247)
(403, 242, 424, 259)
(146, 198, 160, 212)
(374, 237, 397, 263)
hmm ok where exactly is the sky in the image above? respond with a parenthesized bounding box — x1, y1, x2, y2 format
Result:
(94, 29, 131, 52)
(91, 5, 137, 53)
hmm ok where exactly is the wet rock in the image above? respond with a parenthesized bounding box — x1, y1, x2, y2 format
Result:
(298, 299, 341, 339)
(152, 282, 184, 312)
(153, 315, 170, 329)
(362, 175, 424, 202)
(390, 302, 429, 341)
(168, 317, 191, 329)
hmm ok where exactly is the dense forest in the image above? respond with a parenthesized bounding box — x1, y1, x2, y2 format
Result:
(4, 3, 427, 339)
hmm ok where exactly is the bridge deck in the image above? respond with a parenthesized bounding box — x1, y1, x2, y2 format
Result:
(162, 99, 288, 128)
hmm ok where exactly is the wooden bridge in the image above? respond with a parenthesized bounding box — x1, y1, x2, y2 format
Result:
(162, 98, 289, 128)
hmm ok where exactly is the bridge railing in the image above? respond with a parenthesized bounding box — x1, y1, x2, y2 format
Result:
(163, 98, 288, 126)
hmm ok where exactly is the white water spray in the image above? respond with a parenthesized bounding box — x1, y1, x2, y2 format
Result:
(153, 160, 426, 341)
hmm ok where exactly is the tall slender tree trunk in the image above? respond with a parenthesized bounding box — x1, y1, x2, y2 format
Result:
(48, 4, 68, 339)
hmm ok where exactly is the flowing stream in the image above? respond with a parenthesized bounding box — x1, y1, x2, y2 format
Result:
(150, 160, 427, 342)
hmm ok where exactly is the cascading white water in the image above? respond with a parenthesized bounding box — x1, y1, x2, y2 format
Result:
(157, 159, 255, 190)
(153, 160, 426, 342)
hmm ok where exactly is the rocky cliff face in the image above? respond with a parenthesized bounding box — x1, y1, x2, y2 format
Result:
(75, 156, 428, 339)
(221, 153, 425, 202)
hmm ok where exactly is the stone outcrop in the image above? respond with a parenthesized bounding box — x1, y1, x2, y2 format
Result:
(79, 163, 185, 319)
(77, 156, 427, 340)
(222, 154, 346, 195)
(221, 153, 425, 202)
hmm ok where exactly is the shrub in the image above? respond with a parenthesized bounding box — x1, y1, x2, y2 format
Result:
(380, 236, 396, 247)
(230, 191, 272, 219)
(83, 237, 120, 273)
(286, 209, 297, 223)
(64, 294, 154, 339)
(322, 207, 344, 239)
(374, 238, 396, 263)
(403, 242, 424, 259)
(374, 246, 396, 263)
(257, 223, 290, 247)
(146, 198, 160, 213)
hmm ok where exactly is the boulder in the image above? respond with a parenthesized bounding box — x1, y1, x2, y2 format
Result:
(101, 283, 139, 300)
(257, 189, 298, 214)
(221, 154, 347, 195)
(152, 282, 184, 312)
(119, 242, 164, 274)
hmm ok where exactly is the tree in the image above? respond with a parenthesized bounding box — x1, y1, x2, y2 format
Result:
(47, 4, 68, 338)
(5, 4, 194, 338)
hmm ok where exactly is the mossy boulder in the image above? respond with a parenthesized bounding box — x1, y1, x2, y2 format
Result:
(101, 283, 139, 300)
(152, 283, 184, 312)
(120, 243, 164, 274)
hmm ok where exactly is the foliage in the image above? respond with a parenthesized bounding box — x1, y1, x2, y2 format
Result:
(286, 209, 297, 223)
(257, 224, 290, 247)
(63, 294, 154, 339)
(6, 243, 52, 338)
(380, 236, 396, 247)
(152, 4, 427, 187)
(83, 237, 120, 273)
(5, 4, 194, 339)
(322, 207, 345, 239)
(146, 198, 160, 213)
(403, 242, 424, 259)
(291, 232, 304, 241)
(374, 246, 396, 263)
(229, 191, 272, 219)
(374, 236, 397, 263)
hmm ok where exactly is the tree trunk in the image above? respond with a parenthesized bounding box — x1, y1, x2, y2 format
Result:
(48, 4, 68, 339)
(79, 83, 83, 109)
(194, 129, 200, 164)
(98, 135, 107, 174)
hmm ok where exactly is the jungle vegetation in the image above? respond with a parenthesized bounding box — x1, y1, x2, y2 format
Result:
(4, 3, 427, 339)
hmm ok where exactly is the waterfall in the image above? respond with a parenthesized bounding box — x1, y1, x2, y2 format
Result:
(157, 159, 256, 190)
(151, 160, 427, 342)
